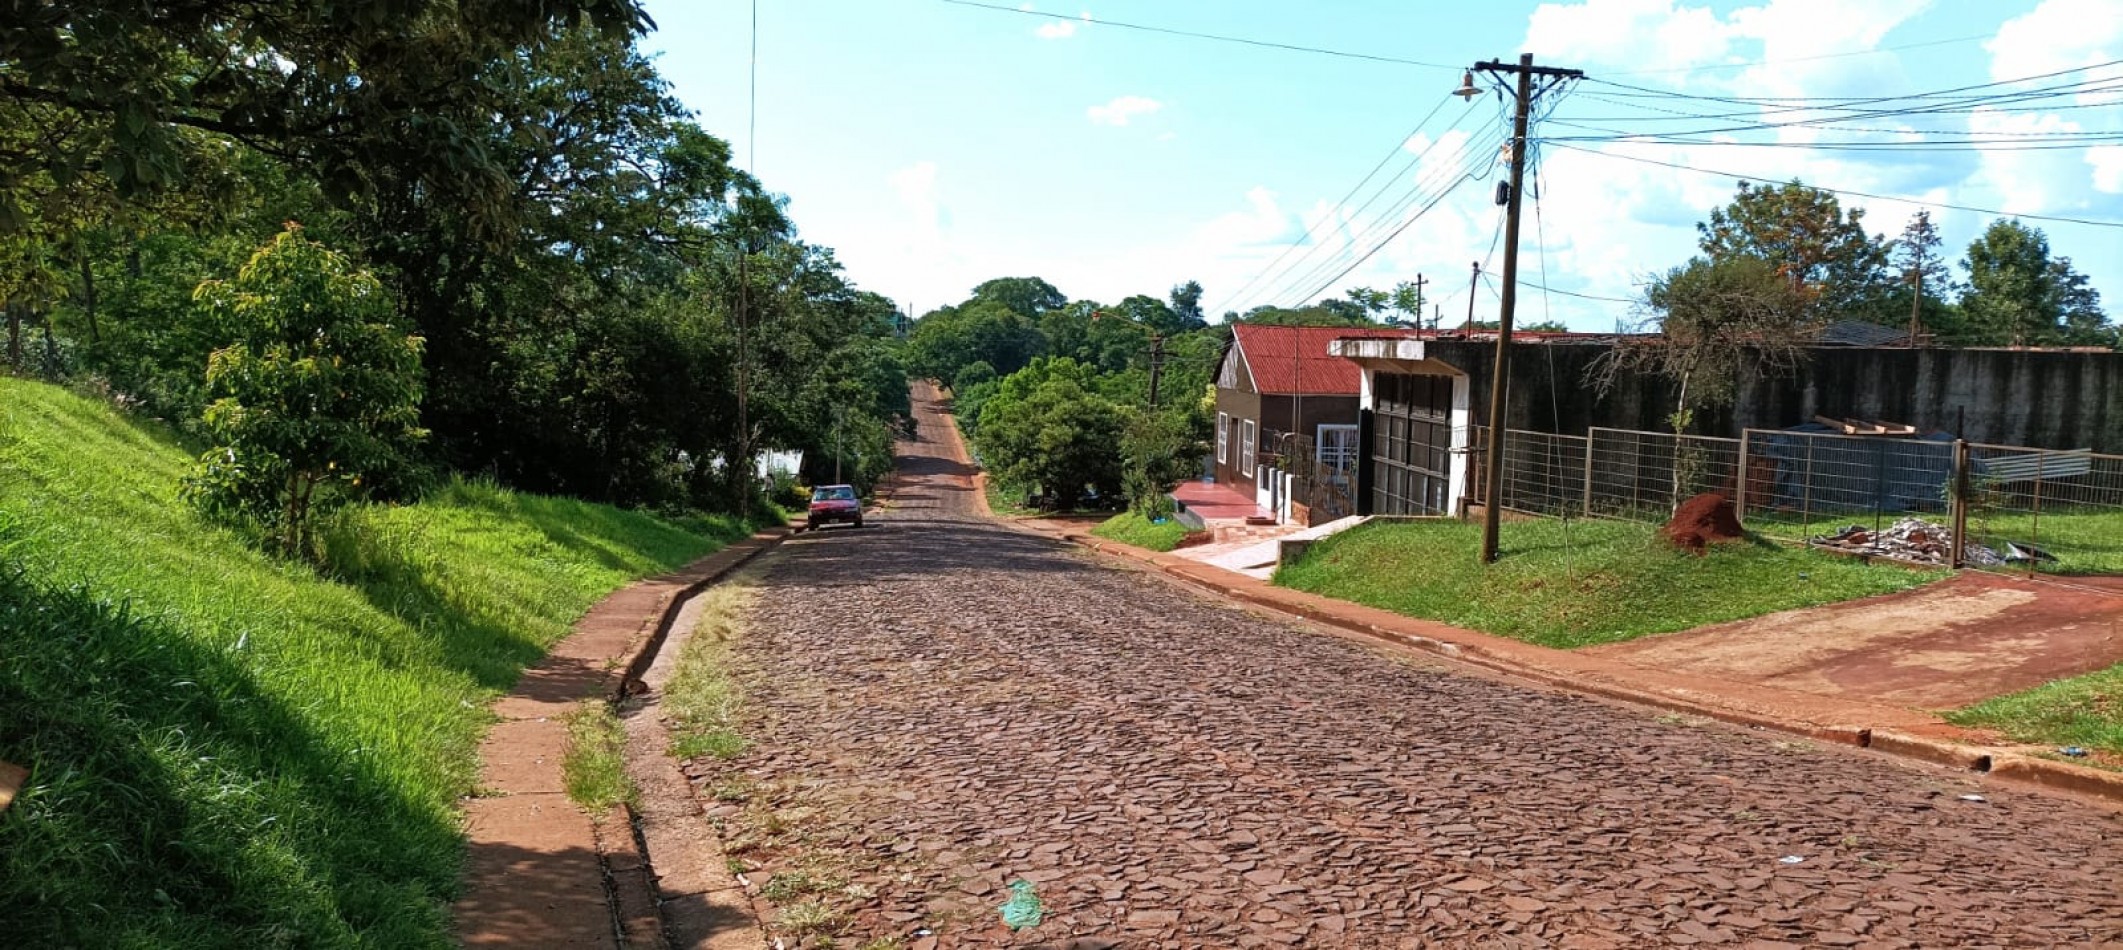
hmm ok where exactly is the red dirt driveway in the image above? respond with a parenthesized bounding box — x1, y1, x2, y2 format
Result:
(1589, 571, 2123, 708)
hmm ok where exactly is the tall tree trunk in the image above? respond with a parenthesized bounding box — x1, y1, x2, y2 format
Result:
(78, 251, 101, 344)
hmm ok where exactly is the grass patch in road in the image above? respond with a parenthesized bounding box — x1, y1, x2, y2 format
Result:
(562, 704, 634, 812)
(1274, 517, 1943, 649)
(1090, 509, 1196, 551)
(0, 377, 743, 948)
(1949, 663, 2123, 762)
(667, 580, 759, 761)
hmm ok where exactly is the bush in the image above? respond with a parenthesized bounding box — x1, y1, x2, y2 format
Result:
(183, 226, 426, 557)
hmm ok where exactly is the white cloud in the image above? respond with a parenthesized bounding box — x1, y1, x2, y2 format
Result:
(1525, 0, 1739, 73)
(1986, 0, 2123, 81)
(1036, 20, 1076, 39)
(1087, 95, 1163, 126)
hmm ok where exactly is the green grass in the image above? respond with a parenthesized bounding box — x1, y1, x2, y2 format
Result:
(1966, 508, 2123, 575)
(1090, 509, 1196, 552)
(666, 581, 756, 761)
(1949, 665, 2123, 761)
(561, 704, 634, 812)
(1274, 517, 1945, 649)
(0, 377, 752, 948)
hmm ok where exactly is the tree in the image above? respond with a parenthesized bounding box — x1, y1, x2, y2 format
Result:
(907, 301, 1047, 386)
(1886, 210, 1961, 339)
(974, 359, 1129, 504)
(184, 226, 426, 556)
(1697, 180, 1892, 320)
(1960, 219, 2114, 347)
(1168, 280, 1207, 330)
(1120, 409, 1201, 517)
(970, 276, 1067, 318)
(1592, 255, 1812, 433)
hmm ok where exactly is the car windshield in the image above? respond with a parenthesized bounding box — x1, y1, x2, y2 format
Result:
(812, 486, 857, 502)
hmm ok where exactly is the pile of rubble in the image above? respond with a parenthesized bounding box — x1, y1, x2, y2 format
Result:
(1810, 518, 2006, 566)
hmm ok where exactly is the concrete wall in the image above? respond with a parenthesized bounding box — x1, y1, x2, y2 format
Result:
(1425, 341, 2123, 452)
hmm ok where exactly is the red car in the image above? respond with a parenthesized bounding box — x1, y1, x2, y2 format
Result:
(806, 484, 863, 529)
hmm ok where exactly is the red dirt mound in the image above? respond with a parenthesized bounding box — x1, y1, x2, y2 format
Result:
(1665, 492, 1744, 553)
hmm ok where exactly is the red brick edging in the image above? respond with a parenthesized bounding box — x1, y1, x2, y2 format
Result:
(1030, 524, 2123, 810)
(455, 528, 790, 948)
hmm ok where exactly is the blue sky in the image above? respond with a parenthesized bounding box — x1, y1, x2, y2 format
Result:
(641, 0, 2123, 330)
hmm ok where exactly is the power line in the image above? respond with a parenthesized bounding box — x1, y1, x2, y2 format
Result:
(1231, 110, 1505, 313)
(1206, 92, 1462, 315)
(1260, 121, 1510, 308)
(1544, 142, 2123, 228)
(934, 0, 1457, 69)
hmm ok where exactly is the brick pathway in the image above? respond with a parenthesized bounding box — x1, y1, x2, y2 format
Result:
(685, 384, 2123, 948)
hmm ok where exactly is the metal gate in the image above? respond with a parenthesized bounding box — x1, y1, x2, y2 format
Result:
(1367, 372, 1455, 515)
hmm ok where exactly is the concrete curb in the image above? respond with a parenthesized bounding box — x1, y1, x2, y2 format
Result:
(1032, 523, 2123, 810)
(455, 528, 790, 950)
(608, 529, 789, 950)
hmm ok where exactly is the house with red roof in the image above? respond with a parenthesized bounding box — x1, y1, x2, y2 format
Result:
(1212, 324, 1418, 497)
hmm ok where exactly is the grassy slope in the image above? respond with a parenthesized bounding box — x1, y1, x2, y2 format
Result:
(0, 377, 746, 948)
(1091, 510, 1193, 552)
(1275, 518, 1944, 649)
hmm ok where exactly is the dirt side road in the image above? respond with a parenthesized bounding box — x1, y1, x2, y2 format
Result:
(690, 382, 2123, 948)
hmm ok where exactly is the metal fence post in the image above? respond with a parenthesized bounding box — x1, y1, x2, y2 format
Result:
(1950, 439, 1969, 569)
(1801, 438, 1815, 540)
(1735, 430, 1751, 524)
(2029, 451, 2045, 578)
(1582, 427, 1597, 518)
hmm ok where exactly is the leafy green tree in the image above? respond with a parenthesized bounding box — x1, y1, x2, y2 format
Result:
(1881, 210, 1962, 338)
(1960, 219, 2113, 347)
(1168, 280, 1207, 330)
(1237, 304, 1372, 327)
(975, 360, 1129, 504)
(1697, 180, 1891, 319)
(908, 300, 1047, 386)
(970, 276, 1067, 318)
(1, 0, 647, 214)
(1121, 409, 1201, 516)
(184, 227, 426, 556)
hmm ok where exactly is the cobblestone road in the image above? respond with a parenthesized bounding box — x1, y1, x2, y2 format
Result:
(688, 385, 2123, 949)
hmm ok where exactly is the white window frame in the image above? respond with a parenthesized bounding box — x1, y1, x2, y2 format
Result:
(1241, 419, 1257, 474)
(1216, 411, 1230, 464)
(1317, 423, 1360, 472)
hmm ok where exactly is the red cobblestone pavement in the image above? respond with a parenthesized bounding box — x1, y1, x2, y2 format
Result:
(681, 385, 2123, 949)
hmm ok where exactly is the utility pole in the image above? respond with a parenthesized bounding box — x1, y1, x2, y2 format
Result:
(1409, 273, 1427, 328)
(1147, 333, 1165, 408)
(1463, 261, 1481, 334)
(1471, 53, 1583, 564)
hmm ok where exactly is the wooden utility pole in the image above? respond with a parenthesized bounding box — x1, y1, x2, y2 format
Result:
(1410, 273, 1427, 327)
(1475, 53, 1582, 565)
(1147, 333, 1165, 408)
(1463, 261, 1481, 333)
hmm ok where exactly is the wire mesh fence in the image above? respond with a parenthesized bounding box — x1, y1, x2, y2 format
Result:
(1460, 421, 2123, 575)
(1737, 429, 1957, 553)
(1586, 427, 1741, 522)
(1963, 444, 2123, 577)
(1469, 426, 1587, 517)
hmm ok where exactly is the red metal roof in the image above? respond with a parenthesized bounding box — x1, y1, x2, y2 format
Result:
(1231, 324, 1417, 396)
